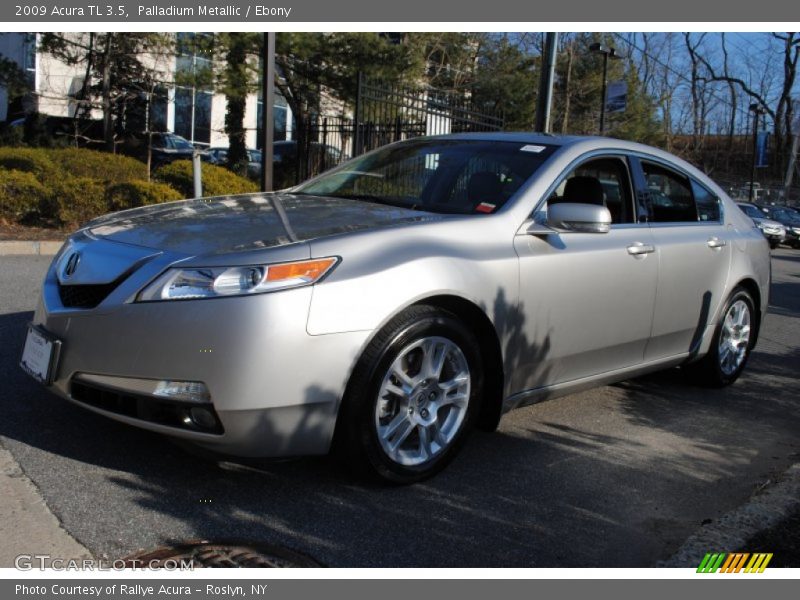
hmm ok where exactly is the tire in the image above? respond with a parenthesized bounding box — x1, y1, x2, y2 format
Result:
(684, 287, 756, 387)
(769, 240, 779, 249)
(335, 305, 484, 484)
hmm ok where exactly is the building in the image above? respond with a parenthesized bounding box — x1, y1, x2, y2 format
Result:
(0, 32, 293, 148)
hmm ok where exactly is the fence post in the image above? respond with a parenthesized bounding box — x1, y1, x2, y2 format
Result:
(192, 151, 203, 198)
(321, 118, 328, 171)
(354, 71, 364, 156)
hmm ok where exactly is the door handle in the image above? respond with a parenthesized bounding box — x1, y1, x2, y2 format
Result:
(707, 237, 727, 249)
(627, 242, 655, 256)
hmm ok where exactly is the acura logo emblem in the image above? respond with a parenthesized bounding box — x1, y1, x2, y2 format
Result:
(63, 252, 81, 278)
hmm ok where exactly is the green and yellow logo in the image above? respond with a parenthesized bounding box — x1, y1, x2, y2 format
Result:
(697, 552, 773, 573)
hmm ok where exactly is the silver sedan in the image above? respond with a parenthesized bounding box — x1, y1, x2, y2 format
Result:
(21, 134, 770, 483)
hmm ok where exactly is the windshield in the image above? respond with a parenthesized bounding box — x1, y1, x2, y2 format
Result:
(294, 139, 557, 215)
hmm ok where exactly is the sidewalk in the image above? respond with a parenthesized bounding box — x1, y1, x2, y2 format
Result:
(0, 443, 91, 568)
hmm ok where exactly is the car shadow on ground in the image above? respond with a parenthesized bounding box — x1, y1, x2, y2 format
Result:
(1, 271, 799, 568)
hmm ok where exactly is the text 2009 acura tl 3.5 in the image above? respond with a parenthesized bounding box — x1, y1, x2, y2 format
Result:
(21, 134, 770, 483)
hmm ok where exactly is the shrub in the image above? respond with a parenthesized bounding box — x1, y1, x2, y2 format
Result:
(0, 169, 48, 223)
(107, 180, 183, 212)
(154, 160, 258, 198)
(46, 148, 148, 184)
(45, 177, 108, 228)
(0, 147, 62, 184)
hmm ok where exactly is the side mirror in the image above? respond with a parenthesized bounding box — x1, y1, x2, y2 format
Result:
(543, 203, 612, 234)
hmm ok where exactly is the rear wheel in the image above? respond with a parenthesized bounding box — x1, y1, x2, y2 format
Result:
(336, 305, 483, 484)
(685, 287, 755, 387)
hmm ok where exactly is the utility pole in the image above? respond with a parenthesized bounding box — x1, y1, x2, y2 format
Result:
(260, 32, 276, 192)
(101, 33, 114, 152)
(783, 100, 800, 204)
(534, 32, 558, 133)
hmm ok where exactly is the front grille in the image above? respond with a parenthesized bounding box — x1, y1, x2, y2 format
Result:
(70, 380, 224, 434)
(58, 281, 120, 309)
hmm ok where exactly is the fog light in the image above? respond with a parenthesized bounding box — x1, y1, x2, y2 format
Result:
(153, 380, 210, 403)
(188, 406, 219, 430)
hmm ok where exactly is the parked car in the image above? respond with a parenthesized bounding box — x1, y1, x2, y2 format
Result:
(146, 132, 206, 168)
(762, 205, 800, 248)
(736, 202, 786, 249)
(203, 147, 263, 180)
(21, 134, 770, 483)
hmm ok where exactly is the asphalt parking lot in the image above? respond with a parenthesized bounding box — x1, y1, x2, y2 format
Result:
(1, 250, 798, 567)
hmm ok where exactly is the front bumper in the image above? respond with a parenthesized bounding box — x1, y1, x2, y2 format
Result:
(31, 249, 370, 457)
(760, 229, 785, 242)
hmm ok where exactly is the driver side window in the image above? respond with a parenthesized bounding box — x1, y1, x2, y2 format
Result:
(545, 157, 636, 225)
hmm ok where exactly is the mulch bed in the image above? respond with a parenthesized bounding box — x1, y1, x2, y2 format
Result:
(0, 222, 69, 241)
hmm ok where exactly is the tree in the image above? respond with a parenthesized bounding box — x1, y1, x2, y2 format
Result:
(38, 33, 173, 151)
(471, 35, 538, 129)
(273, 33, 419, 178)
(215, 33, 260, 176)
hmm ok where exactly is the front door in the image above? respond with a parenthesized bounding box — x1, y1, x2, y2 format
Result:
(512, 155, 658, 393)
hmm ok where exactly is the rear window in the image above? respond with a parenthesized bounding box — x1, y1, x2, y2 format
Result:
(642, 161, 698, 223)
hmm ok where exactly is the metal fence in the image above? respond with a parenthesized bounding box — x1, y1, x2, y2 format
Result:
(281, 74, 505, 188)
(353, 74, 505, 156)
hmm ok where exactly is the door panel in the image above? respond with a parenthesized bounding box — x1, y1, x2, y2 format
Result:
(644, 224, 731, 359)
(512, 226, 658, 393)
(633, 158, 733, 360)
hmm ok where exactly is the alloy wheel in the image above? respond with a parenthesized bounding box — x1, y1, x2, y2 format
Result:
(374, 336, 471, 466)
(718, 299, 751, 376)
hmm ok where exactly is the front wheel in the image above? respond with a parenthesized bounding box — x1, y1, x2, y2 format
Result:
(684, 287, 756, 387)
(335, 305, 483, 484)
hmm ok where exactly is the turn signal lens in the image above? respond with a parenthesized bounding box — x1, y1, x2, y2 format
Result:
(266, 258, 338, 283)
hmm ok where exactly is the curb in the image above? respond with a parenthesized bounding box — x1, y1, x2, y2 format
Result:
(0, 240, 63, 256)
(659, 463, 800, 567)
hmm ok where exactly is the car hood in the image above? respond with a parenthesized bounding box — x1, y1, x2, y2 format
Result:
(83, 193, 444, 256)
(753, 217, 784, 228)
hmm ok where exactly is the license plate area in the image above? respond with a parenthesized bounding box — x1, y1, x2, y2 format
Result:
(20, 324, 62, 385)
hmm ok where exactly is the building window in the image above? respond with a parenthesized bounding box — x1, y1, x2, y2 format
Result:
(256, 95, 289, 147)
(174, 32, 213, 145)
(22, 33, 36, 87)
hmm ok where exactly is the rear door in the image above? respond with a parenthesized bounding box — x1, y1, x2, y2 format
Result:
(632, 157, 732, 360)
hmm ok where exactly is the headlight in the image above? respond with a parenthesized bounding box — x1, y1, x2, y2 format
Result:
(793, 227, 800, 235)
(137, 257, 339, 301)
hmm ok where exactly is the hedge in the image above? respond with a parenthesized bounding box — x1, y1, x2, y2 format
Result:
(154, 160, 258, 198)
(47, 148, 148, 184)
(0, 147, 260, 228)
(107, 180, 184, 212)
(0, 170, 49, 223)
(0, 147, 62, 184)
(44, 177, 108, 228)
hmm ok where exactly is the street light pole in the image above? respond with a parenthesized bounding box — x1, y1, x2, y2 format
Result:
(589, 43, 621, 136)
(749, 103, 763, 203)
